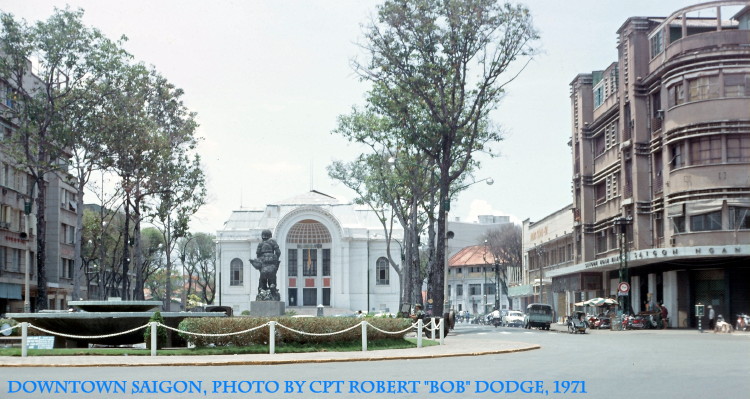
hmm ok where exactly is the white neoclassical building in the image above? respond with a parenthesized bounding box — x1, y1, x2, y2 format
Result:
(215, 191, 402, 315)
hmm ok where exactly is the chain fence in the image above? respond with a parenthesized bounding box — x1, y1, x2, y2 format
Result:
(7, 317, 445, 357)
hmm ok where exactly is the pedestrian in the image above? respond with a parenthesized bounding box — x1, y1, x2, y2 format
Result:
(410, 304, 425, 322)
(708, 305, 715, 330)
(660, 303, 669, 329)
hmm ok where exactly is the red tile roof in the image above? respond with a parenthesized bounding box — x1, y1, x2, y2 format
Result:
(448, 245, 490, 267)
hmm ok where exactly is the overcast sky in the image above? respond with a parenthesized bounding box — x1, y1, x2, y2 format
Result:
(1, 0, 706, 234)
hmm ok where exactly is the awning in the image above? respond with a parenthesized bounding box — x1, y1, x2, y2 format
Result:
(686, 199, 723, 215)
(667, 203, 683, 217)
(508, 284, 534, 298)
(0, 283, 22, 300)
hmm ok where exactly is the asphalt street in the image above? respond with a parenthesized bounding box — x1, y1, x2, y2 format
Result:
(2, 322, 748, 399)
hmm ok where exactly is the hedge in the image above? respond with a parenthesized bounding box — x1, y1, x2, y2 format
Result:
(178, 317, 412, 347)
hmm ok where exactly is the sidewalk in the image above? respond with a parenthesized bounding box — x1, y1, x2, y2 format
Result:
(0, 335, 540, 367)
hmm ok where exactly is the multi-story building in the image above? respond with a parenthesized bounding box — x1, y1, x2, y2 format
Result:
(0, 58, 82, 315)
(529, 1, 750, 327)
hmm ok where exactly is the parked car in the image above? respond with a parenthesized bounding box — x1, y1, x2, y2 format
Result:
(503, 310, 525, 327)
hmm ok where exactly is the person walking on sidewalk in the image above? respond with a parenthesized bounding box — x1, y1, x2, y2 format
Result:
(660, 303, 669, 329)
(708, 305, 715, 330)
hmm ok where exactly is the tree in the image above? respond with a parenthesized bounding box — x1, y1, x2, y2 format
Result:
(329, 105, 442, 308)
(138, 227, 165, 295)
(354, 0, 538, 315)
(81, 204, 128, 299)
(177, 233, 216, 307)
(0, 8, 126, 309)
(65, 50, 131, 301)
(483, 223, 521, 309)
(134, 71, 203, 303)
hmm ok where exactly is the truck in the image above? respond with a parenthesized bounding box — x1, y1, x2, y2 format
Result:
(524, 303, 554, 330)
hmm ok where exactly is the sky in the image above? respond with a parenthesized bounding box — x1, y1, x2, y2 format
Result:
(0, 0, 702, 234)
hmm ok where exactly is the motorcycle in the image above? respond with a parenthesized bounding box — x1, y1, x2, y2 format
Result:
(627, 314, 645, 329)
(736, 313, 749, 331)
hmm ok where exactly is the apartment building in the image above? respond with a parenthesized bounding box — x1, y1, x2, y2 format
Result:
(524, 2, 750, 327)
(0, 61, 82, 315)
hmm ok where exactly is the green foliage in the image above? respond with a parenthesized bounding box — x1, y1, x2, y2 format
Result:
(178, 317, 412, 348)
(345, 0, 539, 316)
(144, 311, 168, 349)
(240, 310, 251, 316)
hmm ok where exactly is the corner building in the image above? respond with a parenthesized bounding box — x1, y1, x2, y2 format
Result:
(554, 2, 750, 327)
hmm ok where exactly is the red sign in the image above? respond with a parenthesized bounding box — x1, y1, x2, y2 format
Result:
(618, 282, 630, 294)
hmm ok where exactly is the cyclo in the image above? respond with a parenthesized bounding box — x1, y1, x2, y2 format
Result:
(567, 311, 588, 334)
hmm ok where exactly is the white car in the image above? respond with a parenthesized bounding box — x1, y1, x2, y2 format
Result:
(503, 310, 525, 327)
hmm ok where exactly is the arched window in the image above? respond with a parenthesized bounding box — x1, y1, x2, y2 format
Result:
(230, 258, 243, 286)
(376, 257, 389, 285)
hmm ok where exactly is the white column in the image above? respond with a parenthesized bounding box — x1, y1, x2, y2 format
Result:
(663, 271, 678, 328)
(631, 275, 641, 313)
(648, 273, 657, 308)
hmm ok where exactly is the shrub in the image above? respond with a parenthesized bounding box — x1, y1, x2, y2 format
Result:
(144, 311, 168, 349)
(178, 316, 412, 347)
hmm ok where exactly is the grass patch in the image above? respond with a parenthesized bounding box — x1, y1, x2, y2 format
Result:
(0, 337, 438, 357)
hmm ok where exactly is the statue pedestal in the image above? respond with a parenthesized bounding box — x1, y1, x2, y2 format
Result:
(250, 301, 285, 317)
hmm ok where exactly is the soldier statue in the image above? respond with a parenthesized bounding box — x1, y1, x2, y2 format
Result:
(249, 229, 281, 301)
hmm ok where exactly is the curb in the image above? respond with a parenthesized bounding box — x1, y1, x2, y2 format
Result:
(0, 342, 541, 368)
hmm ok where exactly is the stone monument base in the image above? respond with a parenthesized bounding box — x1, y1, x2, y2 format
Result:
(250, 301, 285, 317)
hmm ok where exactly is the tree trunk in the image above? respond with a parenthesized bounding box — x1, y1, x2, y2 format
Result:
(132, 194, 144, 300)
(121, 188, 131, 300)
(34, 181, 48, 311)
(72, 178, 86, 301)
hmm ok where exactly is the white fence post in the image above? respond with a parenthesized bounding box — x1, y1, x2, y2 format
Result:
(269, 321, 276, 354)
(430, 318, 436, 341)
(361, 321, 367, 352)
(150, 322, 157, 356)
(21, 322, 28, 358)
(417, 319, 423, 348)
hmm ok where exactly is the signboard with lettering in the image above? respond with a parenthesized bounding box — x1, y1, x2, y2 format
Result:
(546, 245, 748, 278)
(26, 336, 55, 349)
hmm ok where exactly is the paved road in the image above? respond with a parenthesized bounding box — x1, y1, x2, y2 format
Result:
(2, 323, 748, 399)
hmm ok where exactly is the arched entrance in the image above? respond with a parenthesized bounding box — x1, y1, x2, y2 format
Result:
(285, 219, 332, 307)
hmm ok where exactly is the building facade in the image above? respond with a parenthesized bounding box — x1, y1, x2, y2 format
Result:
(215, 191, 402, 315)
(512, 205, 575, 316)
(537, 2, 750, 327)
(0, 59, 82, 315)
(445, 216, 516, 314)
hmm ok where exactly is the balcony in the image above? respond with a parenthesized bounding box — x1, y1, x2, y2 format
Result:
(650, 30, 750, 72)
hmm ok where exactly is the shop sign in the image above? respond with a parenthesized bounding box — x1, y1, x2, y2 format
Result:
(584, 245, 746, 270)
